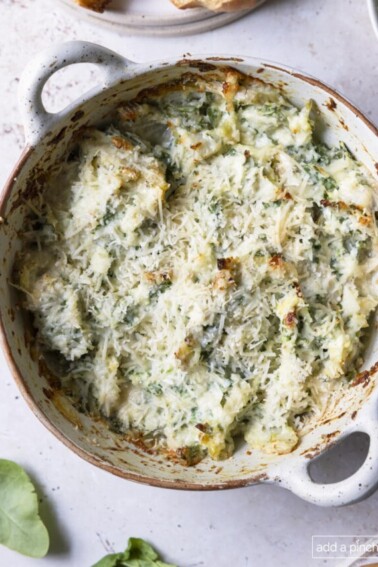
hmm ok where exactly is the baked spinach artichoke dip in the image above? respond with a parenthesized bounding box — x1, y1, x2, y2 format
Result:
(16, 67, 378, 465)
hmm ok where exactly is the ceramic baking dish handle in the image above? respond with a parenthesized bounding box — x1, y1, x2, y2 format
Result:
(19, 41, 134, 145)
(279, 409, 378, 506)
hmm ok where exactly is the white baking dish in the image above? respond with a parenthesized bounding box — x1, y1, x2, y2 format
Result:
(1, 41, 378, 506)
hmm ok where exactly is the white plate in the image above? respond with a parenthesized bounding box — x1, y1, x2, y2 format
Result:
(56, 0, 265, 35)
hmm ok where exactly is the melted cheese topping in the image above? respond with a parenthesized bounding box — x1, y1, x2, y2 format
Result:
(17, 69, 378, 464)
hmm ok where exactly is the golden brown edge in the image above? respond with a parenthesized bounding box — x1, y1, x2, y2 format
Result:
(0, 61, 377, 490)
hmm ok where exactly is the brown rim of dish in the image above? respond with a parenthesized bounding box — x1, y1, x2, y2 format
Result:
(0, 63, 377, 490)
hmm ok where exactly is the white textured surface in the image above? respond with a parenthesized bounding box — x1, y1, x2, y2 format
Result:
(0, 0, 378, 566)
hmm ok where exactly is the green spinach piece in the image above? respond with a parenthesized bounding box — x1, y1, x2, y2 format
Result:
(0, 460, 49, 558)
(149, 280, 172, 301)
(93, 537, 177, 567)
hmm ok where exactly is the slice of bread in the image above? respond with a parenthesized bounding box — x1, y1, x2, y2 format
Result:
(171, 0, 260, 11)
(76, 0, 112, 13)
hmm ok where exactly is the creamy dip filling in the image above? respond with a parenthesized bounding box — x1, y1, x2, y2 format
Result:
(17, 68, 378, 464)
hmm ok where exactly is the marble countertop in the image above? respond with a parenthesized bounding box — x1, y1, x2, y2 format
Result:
(0, 1, 377, 565)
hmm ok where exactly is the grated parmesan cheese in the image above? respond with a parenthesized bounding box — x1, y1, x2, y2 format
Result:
(17, 69, 378, 464)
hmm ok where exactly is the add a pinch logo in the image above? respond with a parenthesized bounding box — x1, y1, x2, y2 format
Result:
(312, 535, 378, 560)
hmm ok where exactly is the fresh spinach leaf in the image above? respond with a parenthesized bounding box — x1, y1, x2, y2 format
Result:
(0, 459, 49, 557)
(92, 537, 177, 567)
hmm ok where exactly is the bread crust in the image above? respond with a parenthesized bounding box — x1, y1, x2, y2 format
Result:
(76, 0, 112, 13)
(75, 0, 259, 14)
(170, 0, 261, 11)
